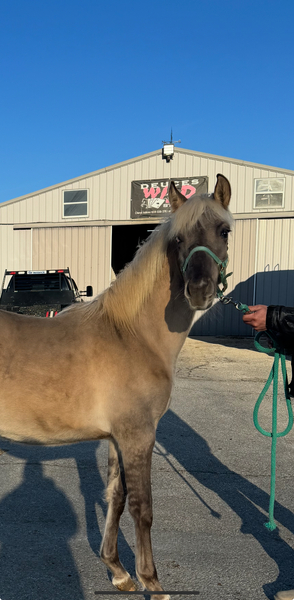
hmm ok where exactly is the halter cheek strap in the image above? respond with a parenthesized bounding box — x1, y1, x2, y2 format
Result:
(181, 245, 232, 298)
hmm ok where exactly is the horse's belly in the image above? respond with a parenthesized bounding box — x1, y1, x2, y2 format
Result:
(0, 406, 111, 445)
(0, 377, 112, 445)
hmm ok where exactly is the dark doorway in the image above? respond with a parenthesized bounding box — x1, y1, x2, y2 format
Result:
(111, 224, 158, 275)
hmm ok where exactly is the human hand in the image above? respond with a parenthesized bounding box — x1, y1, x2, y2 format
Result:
(242, 305, 268, 331)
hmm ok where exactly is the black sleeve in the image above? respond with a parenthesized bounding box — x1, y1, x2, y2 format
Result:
(266, 305, 294, 349)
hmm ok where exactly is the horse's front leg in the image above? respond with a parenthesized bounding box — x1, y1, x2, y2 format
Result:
(100, 438, 136, 591)
(118, 428, 171, 600)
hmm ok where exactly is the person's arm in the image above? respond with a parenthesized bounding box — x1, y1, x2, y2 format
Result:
(266, 305, 294, 338)
(243, 304, 294, 342)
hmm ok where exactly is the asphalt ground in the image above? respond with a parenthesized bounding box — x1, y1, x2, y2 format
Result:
(0, 336, 293, 600)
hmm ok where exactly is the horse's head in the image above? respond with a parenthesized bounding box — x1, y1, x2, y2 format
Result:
(168, 174, 233, 311)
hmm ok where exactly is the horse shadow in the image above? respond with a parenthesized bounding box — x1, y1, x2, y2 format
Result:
(0, 408, 293, 599)
(157, 409, 294, 599)
(0, 440, 135, 600)
(190, 269, 294, 341)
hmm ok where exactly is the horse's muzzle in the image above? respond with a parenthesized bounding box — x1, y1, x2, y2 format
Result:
(184, 277, 215, 310)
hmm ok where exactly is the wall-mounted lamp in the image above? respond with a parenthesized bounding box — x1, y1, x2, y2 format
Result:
(162, 143, 175, 162)
(162, 130, 181, 162)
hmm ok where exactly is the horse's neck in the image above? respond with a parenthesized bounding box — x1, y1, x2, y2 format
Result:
(136, 257, 194, 369)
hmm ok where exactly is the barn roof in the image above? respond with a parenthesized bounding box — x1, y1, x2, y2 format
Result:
(2, 146, 294, 208)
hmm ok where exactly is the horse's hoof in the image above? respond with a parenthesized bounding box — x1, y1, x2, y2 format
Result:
(274, 592, 294, 600)
(112, 574, 137, 591)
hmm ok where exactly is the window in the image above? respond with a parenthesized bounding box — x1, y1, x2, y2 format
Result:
(63, 190, 88, 217)
(254, 178, 285, 208)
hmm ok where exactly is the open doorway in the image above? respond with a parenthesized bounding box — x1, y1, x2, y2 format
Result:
(111, 224, 158, 275)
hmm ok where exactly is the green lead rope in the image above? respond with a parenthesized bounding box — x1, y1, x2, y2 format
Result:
(210, 245, 293, 531)
(253, 331, 294, 530)
(183, 244, 294, 530)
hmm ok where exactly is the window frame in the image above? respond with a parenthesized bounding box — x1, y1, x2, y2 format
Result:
(62, 189, 89, 219)
(253, 178, 285, 210)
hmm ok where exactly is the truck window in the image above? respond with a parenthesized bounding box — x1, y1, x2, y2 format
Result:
(7, 274, 71, 292)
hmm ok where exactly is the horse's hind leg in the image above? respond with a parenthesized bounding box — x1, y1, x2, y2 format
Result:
(118, 428, 170, 600)
(100, 438, 136, 591)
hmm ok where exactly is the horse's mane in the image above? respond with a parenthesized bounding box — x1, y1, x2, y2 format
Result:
(75, 196, 233, 333)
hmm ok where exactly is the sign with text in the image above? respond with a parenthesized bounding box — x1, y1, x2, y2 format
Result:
(131, 177, 208, 218)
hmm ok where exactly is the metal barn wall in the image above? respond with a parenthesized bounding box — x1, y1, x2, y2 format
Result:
(191, 216, 294, 336)
(32, 226, 112, 296)
(0, 227, 32, 274)
(254, 218, 294, 307)
(1, 149, 294, 227)
(171, 152, 294, 215)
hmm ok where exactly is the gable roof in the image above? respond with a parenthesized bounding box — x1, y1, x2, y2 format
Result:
(2, 147, 294, 208)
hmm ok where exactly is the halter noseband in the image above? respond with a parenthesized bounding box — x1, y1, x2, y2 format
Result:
(181, 245, 231, 298)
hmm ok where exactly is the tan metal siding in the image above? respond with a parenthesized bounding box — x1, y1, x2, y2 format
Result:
(13, 229, 32, 270)
(32, 226, 111, 296)
(2, 149, 294, 226)
(0, 227, 32, 276)
(255, 218, 294, 307)
(256, 219, 294, 272)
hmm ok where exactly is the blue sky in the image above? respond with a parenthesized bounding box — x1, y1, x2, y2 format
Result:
(1, 0, 294, 202)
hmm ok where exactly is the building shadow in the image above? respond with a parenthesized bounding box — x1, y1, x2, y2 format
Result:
(157, 409, 294, 599)
(190, 269, 294, 342)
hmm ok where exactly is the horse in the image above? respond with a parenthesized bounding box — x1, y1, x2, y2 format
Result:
(0, 174, 232, 599)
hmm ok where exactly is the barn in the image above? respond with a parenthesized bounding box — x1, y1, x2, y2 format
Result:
(1, 145, 294, 336)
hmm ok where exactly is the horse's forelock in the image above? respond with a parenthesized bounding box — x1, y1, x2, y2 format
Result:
(168, 196, 233, 240)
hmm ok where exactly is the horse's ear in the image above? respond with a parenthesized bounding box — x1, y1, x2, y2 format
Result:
(169, 181, 187, 213)
(213, 174, 231, 209)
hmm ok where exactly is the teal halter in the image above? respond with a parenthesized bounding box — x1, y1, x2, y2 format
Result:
(181, 245, 231, 298)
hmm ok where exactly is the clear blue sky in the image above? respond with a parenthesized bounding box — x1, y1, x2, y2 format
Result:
(1, 0, 294, 202)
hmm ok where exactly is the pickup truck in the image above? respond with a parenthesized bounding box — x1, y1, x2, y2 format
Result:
(0, 268, 93, 316)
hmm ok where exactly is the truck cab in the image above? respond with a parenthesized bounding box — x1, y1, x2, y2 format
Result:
(0, 268, 93, 316)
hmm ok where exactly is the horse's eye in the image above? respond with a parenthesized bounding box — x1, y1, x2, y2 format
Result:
(175, 236, 182, 244)
(221, 229, 230, 240)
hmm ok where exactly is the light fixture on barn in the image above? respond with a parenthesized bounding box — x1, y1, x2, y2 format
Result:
(162, 129, 181, 162)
